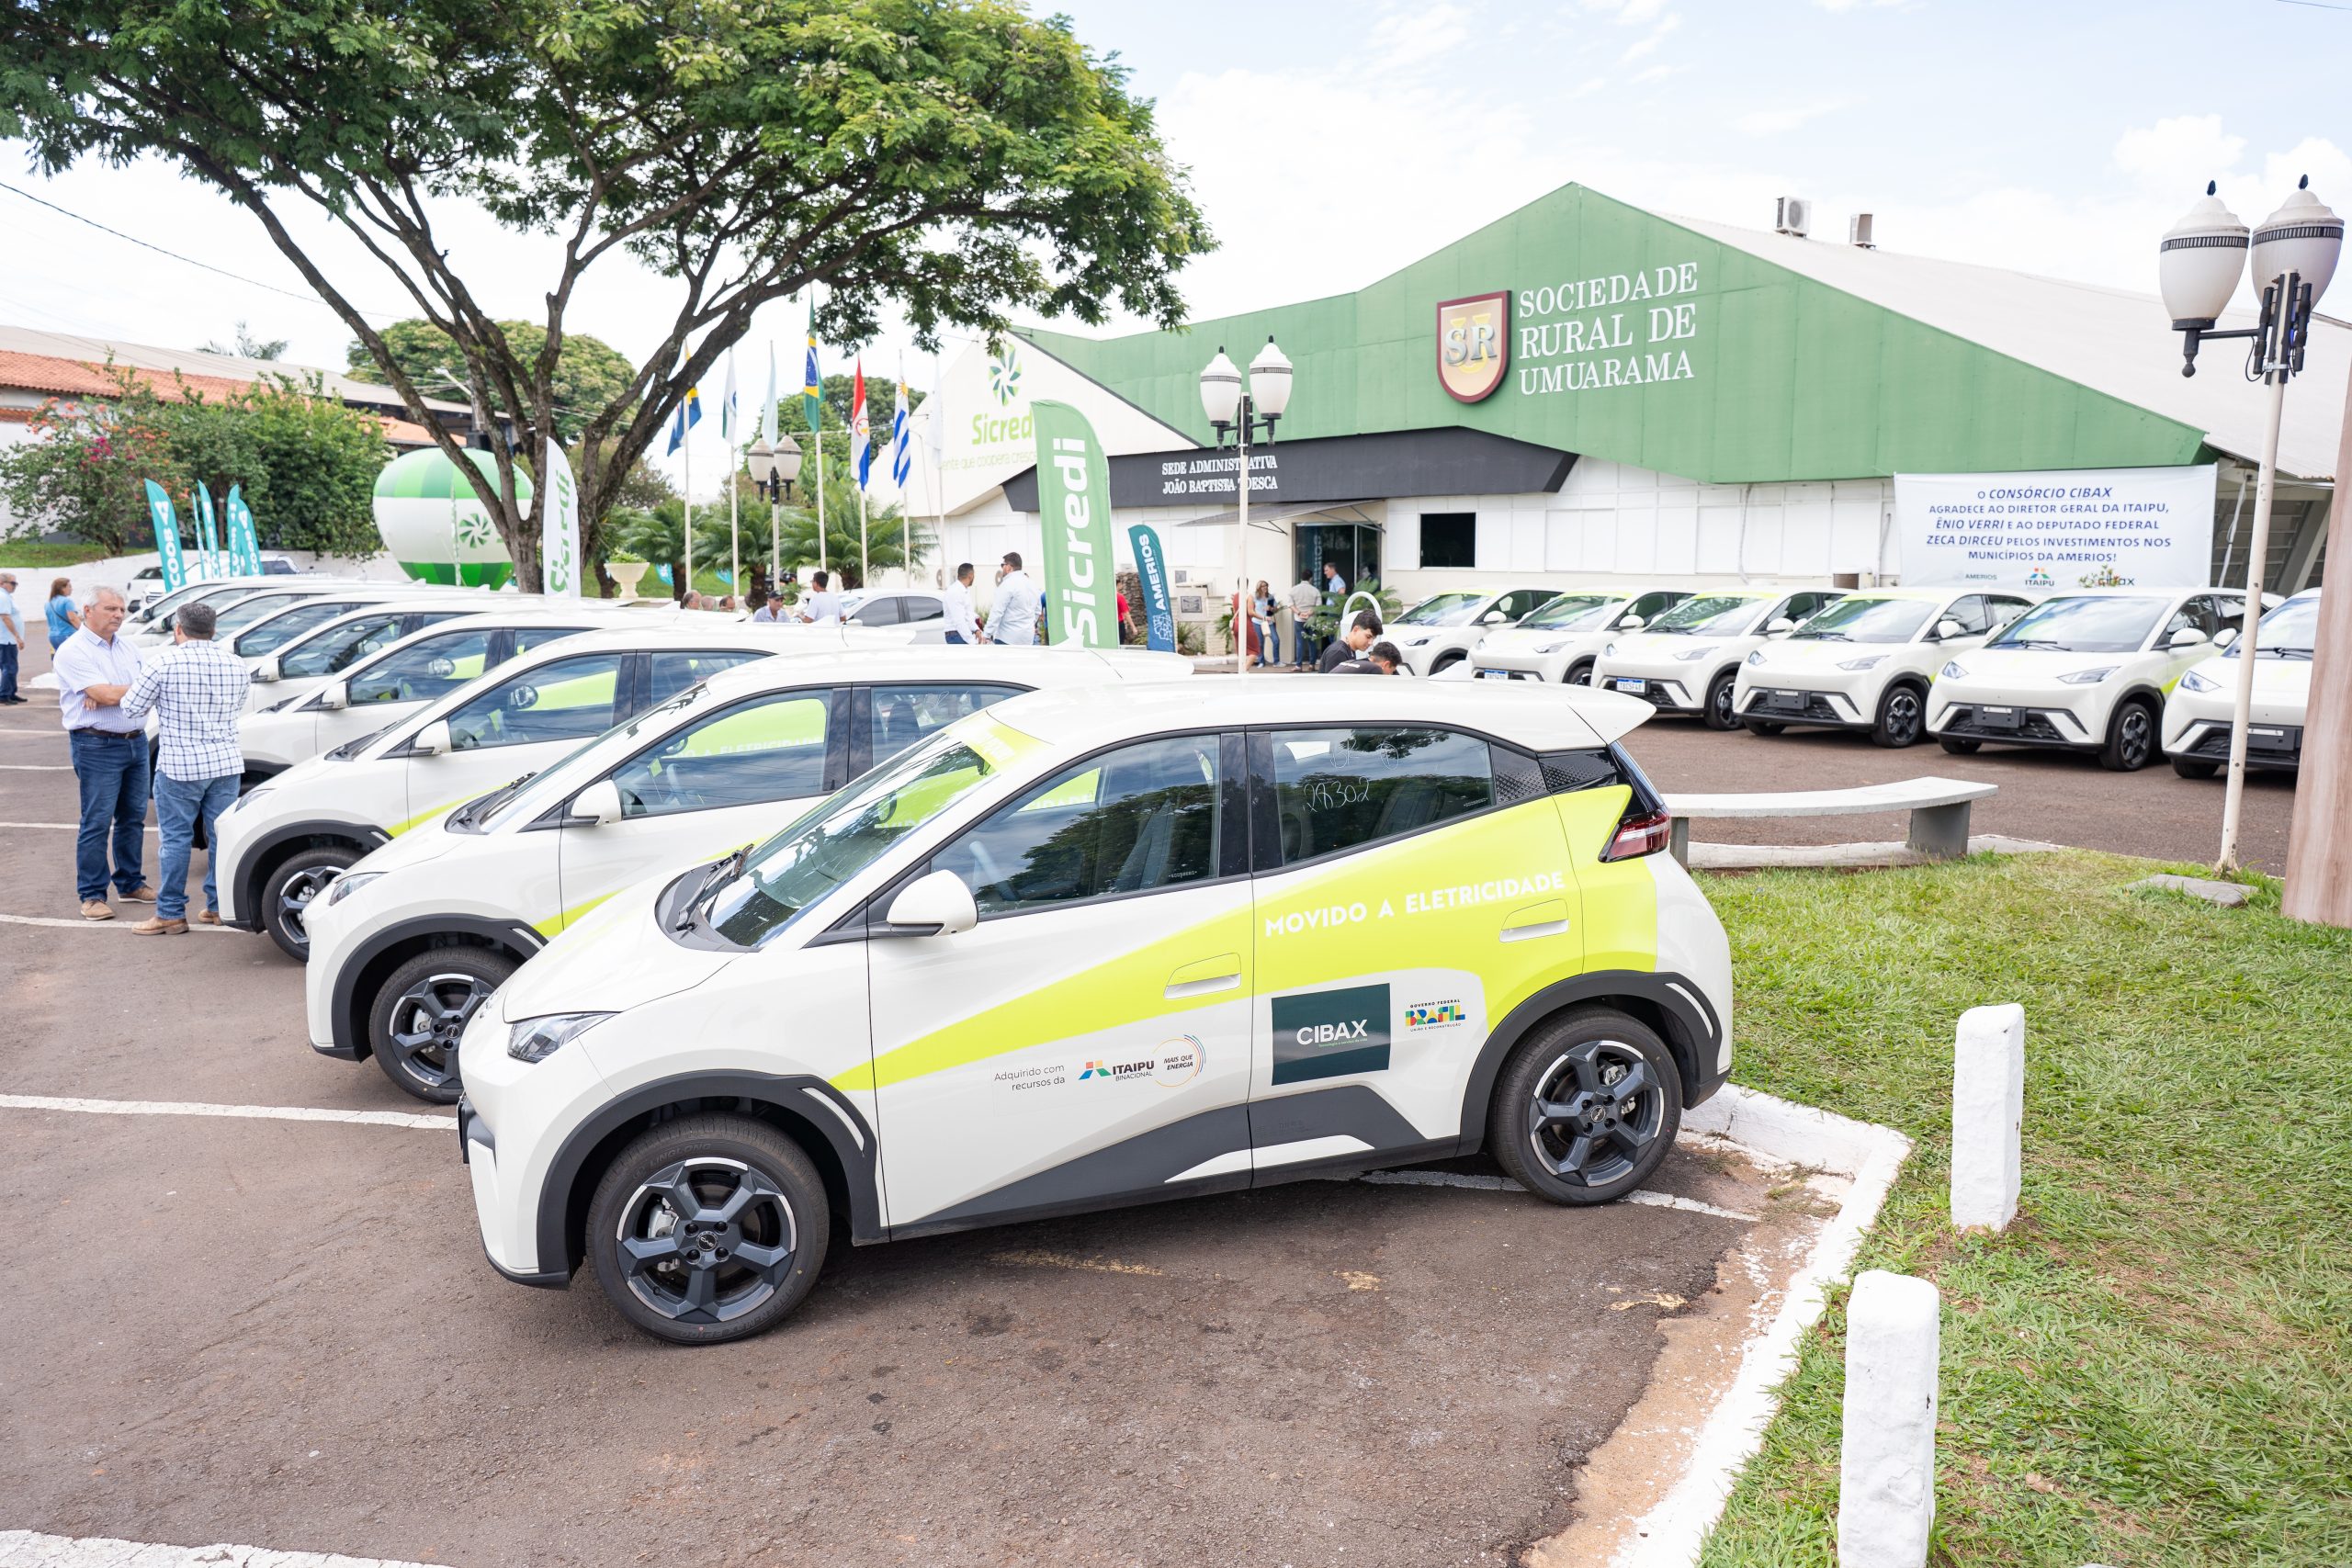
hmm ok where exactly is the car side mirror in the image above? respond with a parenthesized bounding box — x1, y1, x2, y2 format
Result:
(1766, 617, 1795, 635)
(881, 869, 978, 937)
(1616, 614, 1645, 630)
(410, 717, 453, 757)
(2168, 626, 2209, 649)
(1935, 619, 1963, 641)
(254, 655, 281, 683)
(571, 778, 623, 826)
(319, 679, 348, 710)
(1483, 609, 1509, 624)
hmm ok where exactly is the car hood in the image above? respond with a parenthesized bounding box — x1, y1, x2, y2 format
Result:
(1752, 638, 1915, 671)
(346, 814, 464, 876)
(495, 868, 732, 1022)
(2188, 655, 2313, 699)
(1954, 646, 2144, 682)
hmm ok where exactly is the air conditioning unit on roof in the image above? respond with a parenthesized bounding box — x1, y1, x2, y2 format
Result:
(1849, 212, 1876, 249)
(1775, 197, 1812, 238)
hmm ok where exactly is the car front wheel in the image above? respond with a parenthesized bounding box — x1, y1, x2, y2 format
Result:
(1939, 737, 1981, 755)
(260, 845, 360, 960)
(1871, 684, 1926, 748)
(368, 946, 516, 1102)
(1702, 671, 1740, 730)
(1488, 1008, 1682, 1206)
(1565, 660, 1595, 687)
(2172, 756, 2220, 779)
(588, 1114, 831, 1346)
(2099, 699, 2157, 772)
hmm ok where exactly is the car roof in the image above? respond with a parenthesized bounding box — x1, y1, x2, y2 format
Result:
(481, 620, 917, 659)
(687, 644, 1193, 705)
(978, 674, 1646, 752)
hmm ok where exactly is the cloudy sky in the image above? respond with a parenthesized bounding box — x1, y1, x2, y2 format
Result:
(2, 0, 2346, 487)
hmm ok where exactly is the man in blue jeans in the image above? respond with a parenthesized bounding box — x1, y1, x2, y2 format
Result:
(119, 599, 250, 934)
(51, 585, 153, 919)
(0, 572, 25, 703)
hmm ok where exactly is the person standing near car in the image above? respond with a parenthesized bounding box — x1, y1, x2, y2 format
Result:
(1287, 572, 1321, 669)
(1317, 609, 1383, 672)
(944, 563, 979, 645)
(45, 577, 80, 650)
(116, 599, 246, 934)
(52, 585, 153, 920)
(987, 552, 1038, 647)
(0, 573, 24, 705)
(798, 570, 842, 626)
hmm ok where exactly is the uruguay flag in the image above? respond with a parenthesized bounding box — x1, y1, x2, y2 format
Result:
(890, 365, 912, 489)
(666, 385, 701, 455)
(850, 359, 872, 490)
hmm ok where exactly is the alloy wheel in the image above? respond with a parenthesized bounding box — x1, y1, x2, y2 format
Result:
(276, 867, 340, 943)
(2120, 706, 2153, 769)
(384, 972, 496, 1092)
(1883, 689, 1922, 745)
(1527, 1038, 1666, 1188)
(616, 1157, 798, 1325)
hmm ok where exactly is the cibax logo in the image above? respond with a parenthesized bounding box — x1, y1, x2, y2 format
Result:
(1271, 984, 1391, 1086)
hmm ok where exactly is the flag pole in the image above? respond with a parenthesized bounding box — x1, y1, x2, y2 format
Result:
(683, 427, 693, 604)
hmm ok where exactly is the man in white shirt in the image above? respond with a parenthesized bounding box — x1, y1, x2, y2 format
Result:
(51, 586, 153, 919)
(987, 552, 1039, 647)
(0, 571, 24, 704)
(1287, 574, 1322, 669)
(943, 563, 980, 645)
(798, 570, 843, 626)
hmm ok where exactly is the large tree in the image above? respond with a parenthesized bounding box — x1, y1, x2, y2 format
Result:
(347, 318, 637, 445)
(1, 0, 1210, 588)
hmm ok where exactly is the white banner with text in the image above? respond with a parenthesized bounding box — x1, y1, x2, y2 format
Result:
(1894, 465, 2215, 591)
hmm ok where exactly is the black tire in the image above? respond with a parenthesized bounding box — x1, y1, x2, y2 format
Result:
(1430, 649, 1466, 676)
(1487, 1007, 1682, 1206)
(2099, 699, 2157, 773)
(1565, 660, 1596, 687)
(587, 1113, 831, 1346)
(2172, 756, 2220, 779)
(1742, 718, 1786, 736)
(1939, 737, 1982, 755)
(260, 844, 361, 960)
(1702, 670, 1740, 730)
(1871, 682, 1927, 749)
(367, 946, 516, 1102)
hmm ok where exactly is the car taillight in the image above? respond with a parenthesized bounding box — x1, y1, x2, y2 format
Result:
(1602, 806, 1673, 862)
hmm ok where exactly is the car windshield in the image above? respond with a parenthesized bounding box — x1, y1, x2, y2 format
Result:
(211, 593, 311, 635)
(1517, 593, 1618, 631)
(2230, 595, 2318, 659)
(1396, 592, 1485, 626)
(1790, 597, 1936, 644)
(474, 682, 719, 829)
(233, 599, 356, 657)
(1648, 594, 1767, 635)
(1988, 596, 2167, 654)
(153, 586, 261, 632)
(697, 721, 1014, 948)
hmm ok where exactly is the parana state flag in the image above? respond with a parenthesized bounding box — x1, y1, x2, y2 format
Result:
(1029, 400, 1116, 649)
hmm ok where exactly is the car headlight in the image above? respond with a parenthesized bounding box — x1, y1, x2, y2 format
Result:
(1837, 654, 1888, 671)
(1939, 660, 1968, 680)
(1671, 645, 1717, 662)
(1744, 649, 1763, 666)
(507, 1011, 613, 1064)
(2180, 666, 2221, 693)
(1407, 636, 1430, 647)
(224, 786, 271, 817)
(1533, 642, 1560, 655)
(325, 870, 383, 907)
(2059, 666, 2116, 685)
(1472, 637, 1486, 652)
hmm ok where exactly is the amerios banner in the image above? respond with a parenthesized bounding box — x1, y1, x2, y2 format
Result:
(1031, 400, 1116, 648)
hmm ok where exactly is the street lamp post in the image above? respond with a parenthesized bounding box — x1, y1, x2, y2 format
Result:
(2159, 176, 2342, 873)
(1199, 337, 1293, 674)
(747, 437, 802, 606)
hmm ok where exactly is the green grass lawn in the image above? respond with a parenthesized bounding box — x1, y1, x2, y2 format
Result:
(0, 540, 109, 570)
(1694, 850, 2352, 1566)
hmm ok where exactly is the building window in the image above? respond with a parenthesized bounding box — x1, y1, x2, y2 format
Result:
(1419, 512, 1477, 570)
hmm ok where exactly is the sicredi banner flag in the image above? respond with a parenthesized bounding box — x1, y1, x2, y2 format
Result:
(542, 437, 582, 598)
(1894, 466, 2217, 591)
(1031, 400, 1115, 648)
(143, 479, 186, 592)
(224, 484, 263, 575)
(1127, 523, 1176, 652)
(192, 483, 221, 580)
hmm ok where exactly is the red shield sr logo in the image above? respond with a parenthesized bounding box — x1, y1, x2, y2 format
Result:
(1436, 290, 1510, 403)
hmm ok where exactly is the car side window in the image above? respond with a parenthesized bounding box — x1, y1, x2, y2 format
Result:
(1628, 591, 1682, 620)
(1268, 727, 1494, 867)
(280, 614, 401, 678)
(347, 629, 492, 705)
(2213, 595, 2251, 636)
(851, 597, 902, 626)
(870, 683, 1020, 762)
(932, 734, 1221, 918)
(510, 624, 594, 658)
(1986, 597, 2032, 632)
(608, 691, 831, 818)
(648, 649, 770, 706)
(899, 596, 944, 624)
(446, 652, 625, 751)
(1945, 595, 1992, 635)
(2164, 596, 2220, 640)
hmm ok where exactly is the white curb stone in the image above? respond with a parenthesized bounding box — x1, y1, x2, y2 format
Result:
(1837, 1269, 1941, 1568)
(1950, 1003, 2024, 1231)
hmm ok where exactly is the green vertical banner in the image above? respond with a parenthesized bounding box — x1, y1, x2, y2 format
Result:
(192, 483, 222, 579)
(1030, 400, 1116, 648)
(1127, 524, 1176, 651)
(224, 484, 263, 575)
(142, 479, 187, 592)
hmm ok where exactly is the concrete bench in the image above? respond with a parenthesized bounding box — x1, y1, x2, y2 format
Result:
(1659, 776, 1998, 866)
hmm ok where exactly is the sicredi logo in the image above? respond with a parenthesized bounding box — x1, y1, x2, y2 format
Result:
(1271, 983, 1391, 1086)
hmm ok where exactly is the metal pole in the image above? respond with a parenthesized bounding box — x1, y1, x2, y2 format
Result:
(729, 443, 741, 611)
(859, 481, 870, 591)
(815, 430, 829, 578)
(770, 489, 780, 604)
(683, 425, 694, 604)
(1236, 401, 1250, 678)
(2216, 282, 2290, 874)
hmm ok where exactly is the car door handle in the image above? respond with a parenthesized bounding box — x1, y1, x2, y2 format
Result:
(1165, 953, 1243, 999)
(1501, 899, 1571, 943)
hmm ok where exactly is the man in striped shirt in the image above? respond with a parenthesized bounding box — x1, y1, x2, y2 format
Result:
(119, 599, 248, 934)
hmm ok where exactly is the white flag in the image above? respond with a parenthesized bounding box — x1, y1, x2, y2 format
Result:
(759, 342, 780, 447)
(720, 350, 741, 445)
(543, 437, 582, 599)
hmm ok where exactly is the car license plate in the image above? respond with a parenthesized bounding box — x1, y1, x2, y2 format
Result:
(1978, 705, 2019, 730)
(1478, 668, 1511, 681)
(1611, 678, 1646, 694)
(1769, 690, 1804, 709)
(2252, 727, 2283, 739)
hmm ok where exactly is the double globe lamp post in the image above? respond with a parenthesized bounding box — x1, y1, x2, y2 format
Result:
(1199, 338, 1294, 674)
(745, 436, 804, 605)
(2158, 175, 2342, 876)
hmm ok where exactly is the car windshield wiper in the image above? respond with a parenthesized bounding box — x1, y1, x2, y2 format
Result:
(1797, 630, 1850, 641)
(2002, 638, 2067, 650)
(678, 845, 752, 932)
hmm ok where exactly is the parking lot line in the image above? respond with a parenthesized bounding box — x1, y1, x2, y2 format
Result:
(0, 1529, 451, 1568)
(0, 764, 73, 771)
(0, 1093, 452, 1132)
(0, 912, 233, 932)
(1357, 1167, 1760, 1222)
(0, 822, 159, 831)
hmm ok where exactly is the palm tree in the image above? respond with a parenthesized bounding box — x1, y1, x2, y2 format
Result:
(773, 464, 927, 591)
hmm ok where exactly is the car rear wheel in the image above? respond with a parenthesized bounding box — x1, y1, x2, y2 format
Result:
(1488, 1008, 1681, 1206)
(1430, 649, 1465, 676)
(2100, 699, 2157, 772)
(260, 845, 360, 960)
(588, 1114, 830, 1346)
(1939, 737, 1982, 755)
(1871, 683, 1926, 749)
(368, 946, 515, 1102)
(2172, 756, 2220, 779)
(1702, 671, 1740, 730)
(1742, 718, 1786, 736)
(1565, 660, 1596, 687)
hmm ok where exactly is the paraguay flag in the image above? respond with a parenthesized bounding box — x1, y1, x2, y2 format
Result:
(891, 364, 912, 489)
(801, 304, 823, 434)
(666, 385, 701, 455)
(851, 360, 872, 490)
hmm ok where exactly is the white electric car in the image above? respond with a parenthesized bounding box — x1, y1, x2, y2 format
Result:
(839, 590, 954, 639)
(1468, 586, 1695, 686)
(2162, 590, 2321, 778)
(220, 587, 488, 667)
(130, 579, 386, 648)
(304, 646, 1193, 1100)
(127, 558, 298, 615)
(1732, 587, 2038, 747)
(1591, 587, 1848, 728)
(1927, 586, 2273, 771)
(239, 601, 492, 712)
(453, 677, 1732, 1344)
(220, 618, 918, 958)
(1387, 587, 1563, 676)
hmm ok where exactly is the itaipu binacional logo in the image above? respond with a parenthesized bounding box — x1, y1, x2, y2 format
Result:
(1436, 290, 1510, 403)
